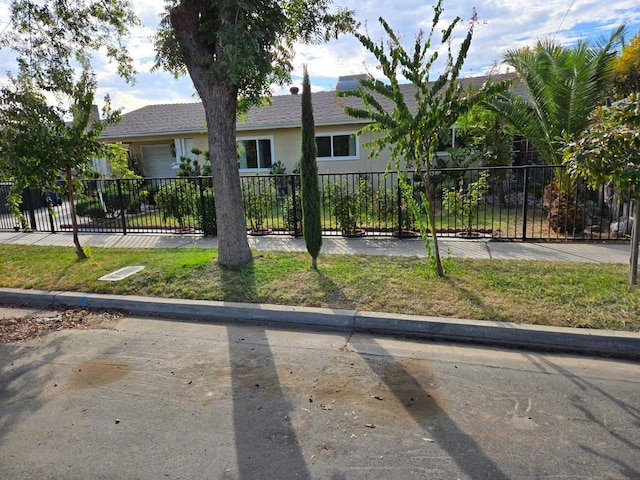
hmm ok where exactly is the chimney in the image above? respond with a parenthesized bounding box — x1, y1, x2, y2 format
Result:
(336, 74, 369, 91)
(289, 86, 299, 95)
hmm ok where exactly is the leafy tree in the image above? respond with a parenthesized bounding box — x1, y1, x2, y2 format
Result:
(486, 27, 625, 170)
(456, 106, 514, 168)
(1, 0, 138, 88)
(153, 0, 354, 268)
(0, 68, 121, 259)
(609, 30, 640, 100)
(0, 0, 138, 258)
(564, 94, 640, 284)
(338, 1, 509, 277)
(300, 65, 322, 269)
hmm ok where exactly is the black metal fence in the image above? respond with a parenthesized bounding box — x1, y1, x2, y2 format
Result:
(0, 165, 633, 241)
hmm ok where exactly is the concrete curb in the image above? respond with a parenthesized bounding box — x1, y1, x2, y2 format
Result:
(1, 287, 639, 360)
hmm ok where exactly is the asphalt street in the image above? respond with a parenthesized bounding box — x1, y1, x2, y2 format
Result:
(1, 307, 639, 480)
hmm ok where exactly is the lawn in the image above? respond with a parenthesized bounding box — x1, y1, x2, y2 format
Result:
(0, 244, 638, 332)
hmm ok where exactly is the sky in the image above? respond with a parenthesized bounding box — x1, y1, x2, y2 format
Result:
(1, 0, 639, 114)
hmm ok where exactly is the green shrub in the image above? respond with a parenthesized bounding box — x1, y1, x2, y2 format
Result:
(196, 187, 217, 236)
(155, 181, 199, 228)
(99, 181, 146, 216)
(75, 196, 106, 221)
(243, 179, 276, 232)
(283, 193, 302, 234)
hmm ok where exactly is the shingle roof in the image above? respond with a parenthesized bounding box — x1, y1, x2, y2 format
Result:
(100, 73, 521, 140)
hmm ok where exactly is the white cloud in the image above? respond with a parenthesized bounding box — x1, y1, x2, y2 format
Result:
(1, 0, 638, 112)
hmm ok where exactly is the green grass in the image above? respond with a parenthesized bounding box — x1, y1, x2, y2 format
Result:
(1, 244, 638, 332)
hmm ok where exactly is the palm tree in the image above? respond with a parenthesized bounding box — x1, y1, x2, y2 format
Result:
(486, 26, 626, 232)
(488, 26, 625, 165)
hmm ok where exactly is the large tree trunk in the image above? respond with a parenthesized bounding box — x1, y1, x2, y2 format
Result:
(200, 82, 253, 268)
(170, 6, 252, 269)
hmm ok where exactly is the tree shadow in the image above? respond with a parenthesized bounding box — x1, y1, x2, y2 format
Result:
(314, 270, 353, 309)
(444, 276, 504, 321)
(220, 261, 258, 304)
(226, 324, 311, 479)
(0, 335, 70, 447)
(353, 340, 510, 479)
(221, 262, 310, 479)
(523, 353, 640, 477)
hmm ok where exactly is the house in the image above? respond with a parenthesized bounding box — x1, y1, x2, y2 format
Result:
(99, 73, 521, 178)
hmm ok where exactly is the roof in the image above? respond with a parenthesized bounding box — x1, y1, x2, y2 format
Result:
(100, 73, 522, 140)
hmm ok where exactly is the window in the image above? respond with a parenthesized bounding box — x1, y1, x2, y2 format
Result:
(237, 137, 273, 170)
(316, 133, 358, 160)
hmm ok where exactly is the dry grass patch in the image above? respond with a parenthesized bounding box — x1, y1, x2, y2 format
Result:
(0, 244, 638, 331)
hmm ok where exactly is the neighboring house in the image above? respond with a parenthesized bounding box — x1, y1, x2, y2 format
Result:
(99, 73, 521, 178)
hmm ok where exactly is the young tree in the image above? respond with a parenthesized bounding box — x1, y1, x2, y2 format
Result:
(299, 65, 322, 269)
(0, 68, 122, 259)
(609, 30, 640, 100)
(564, 94, 640, 284)
(0, 0, 138, 258)
(338, 1, 509, 277)
(153, 1, 353, 269)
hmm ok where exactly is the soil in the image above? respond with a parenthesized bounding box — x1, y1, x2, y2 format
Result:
(0, 306, 122, 343)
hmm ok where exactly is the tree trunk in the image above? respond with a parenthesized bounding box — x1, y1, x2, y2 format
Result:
(422, 169, 444, 277)
(200, 82, 253, 268)
(630, 196, 639, 285)
(65, 165, 86, 260)
(170, 6, 252, 269)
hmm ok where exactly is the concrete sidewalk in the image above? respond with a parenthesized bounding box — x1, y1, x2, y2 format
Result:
(0, 230, 632, 263)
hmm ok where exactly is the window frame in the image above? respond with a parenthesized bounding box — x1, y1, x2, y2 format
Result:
(237, 135, 275, 172)
(315, 132, 359, 161)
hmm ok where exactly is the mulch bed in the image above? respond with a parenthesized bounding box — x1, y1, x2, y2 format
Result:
(0, 307, 123, 343)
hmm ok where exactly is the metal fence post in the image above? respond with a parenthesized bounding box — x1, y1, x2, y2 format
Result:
(521, 166, 529, 241)
(397, 175, 403, 239)
(290, 174, 300, 237)
(117, 179, 127, 235)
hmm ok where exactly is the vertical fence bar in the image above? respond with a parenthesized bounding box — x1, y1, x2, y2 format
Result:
(290, 174, 299, 237)
(521, 166, 529, 241)
(116, 179, 127, 235)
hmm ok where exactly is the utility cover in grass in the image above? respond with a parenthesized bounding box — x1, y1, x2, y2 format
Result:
(98, 266, 145, 282)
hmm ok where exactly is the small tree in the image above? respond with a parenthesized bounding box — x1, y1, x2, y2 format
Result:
(338, 1, 510, 276)
(564, 93, 640, 284)
(609, 31, 640, 100)
(0, 0, 137, 259)
(300, 65, 322, 269)
(0, 68, 121, 259)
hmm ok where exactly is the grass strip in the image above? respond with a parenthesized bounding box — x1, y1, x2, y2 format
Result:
(1, 244, 637, 331)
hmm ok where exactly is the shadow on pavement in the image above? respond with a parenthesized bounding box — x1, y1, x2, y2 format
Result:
(227, 324, 311, 479)
(0, 335, 69, 448)
(524, 353, 640, 478)
(354, 339, 511, 479)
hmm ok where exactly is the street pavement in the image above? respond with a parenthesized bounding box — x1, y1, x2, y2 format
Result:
(0, 309, 639, 479)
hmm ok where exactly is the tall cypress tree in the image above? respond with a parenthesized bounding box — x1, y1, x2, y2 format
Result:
(300, 65, 322, 269)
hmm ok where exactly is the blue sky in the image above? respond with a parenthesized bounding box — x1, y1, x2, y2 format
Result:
(1, 0, 639, 113)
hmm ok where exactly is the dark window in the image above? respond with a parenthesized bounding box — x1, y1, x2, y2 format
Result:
(238, 138, 273, 169)
(316, 136, 332, 158)
(316, 134, 357, 159)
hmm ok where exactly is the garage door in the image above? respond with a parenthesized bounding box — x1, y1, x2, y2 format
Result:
(141, 144, 176, 178)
